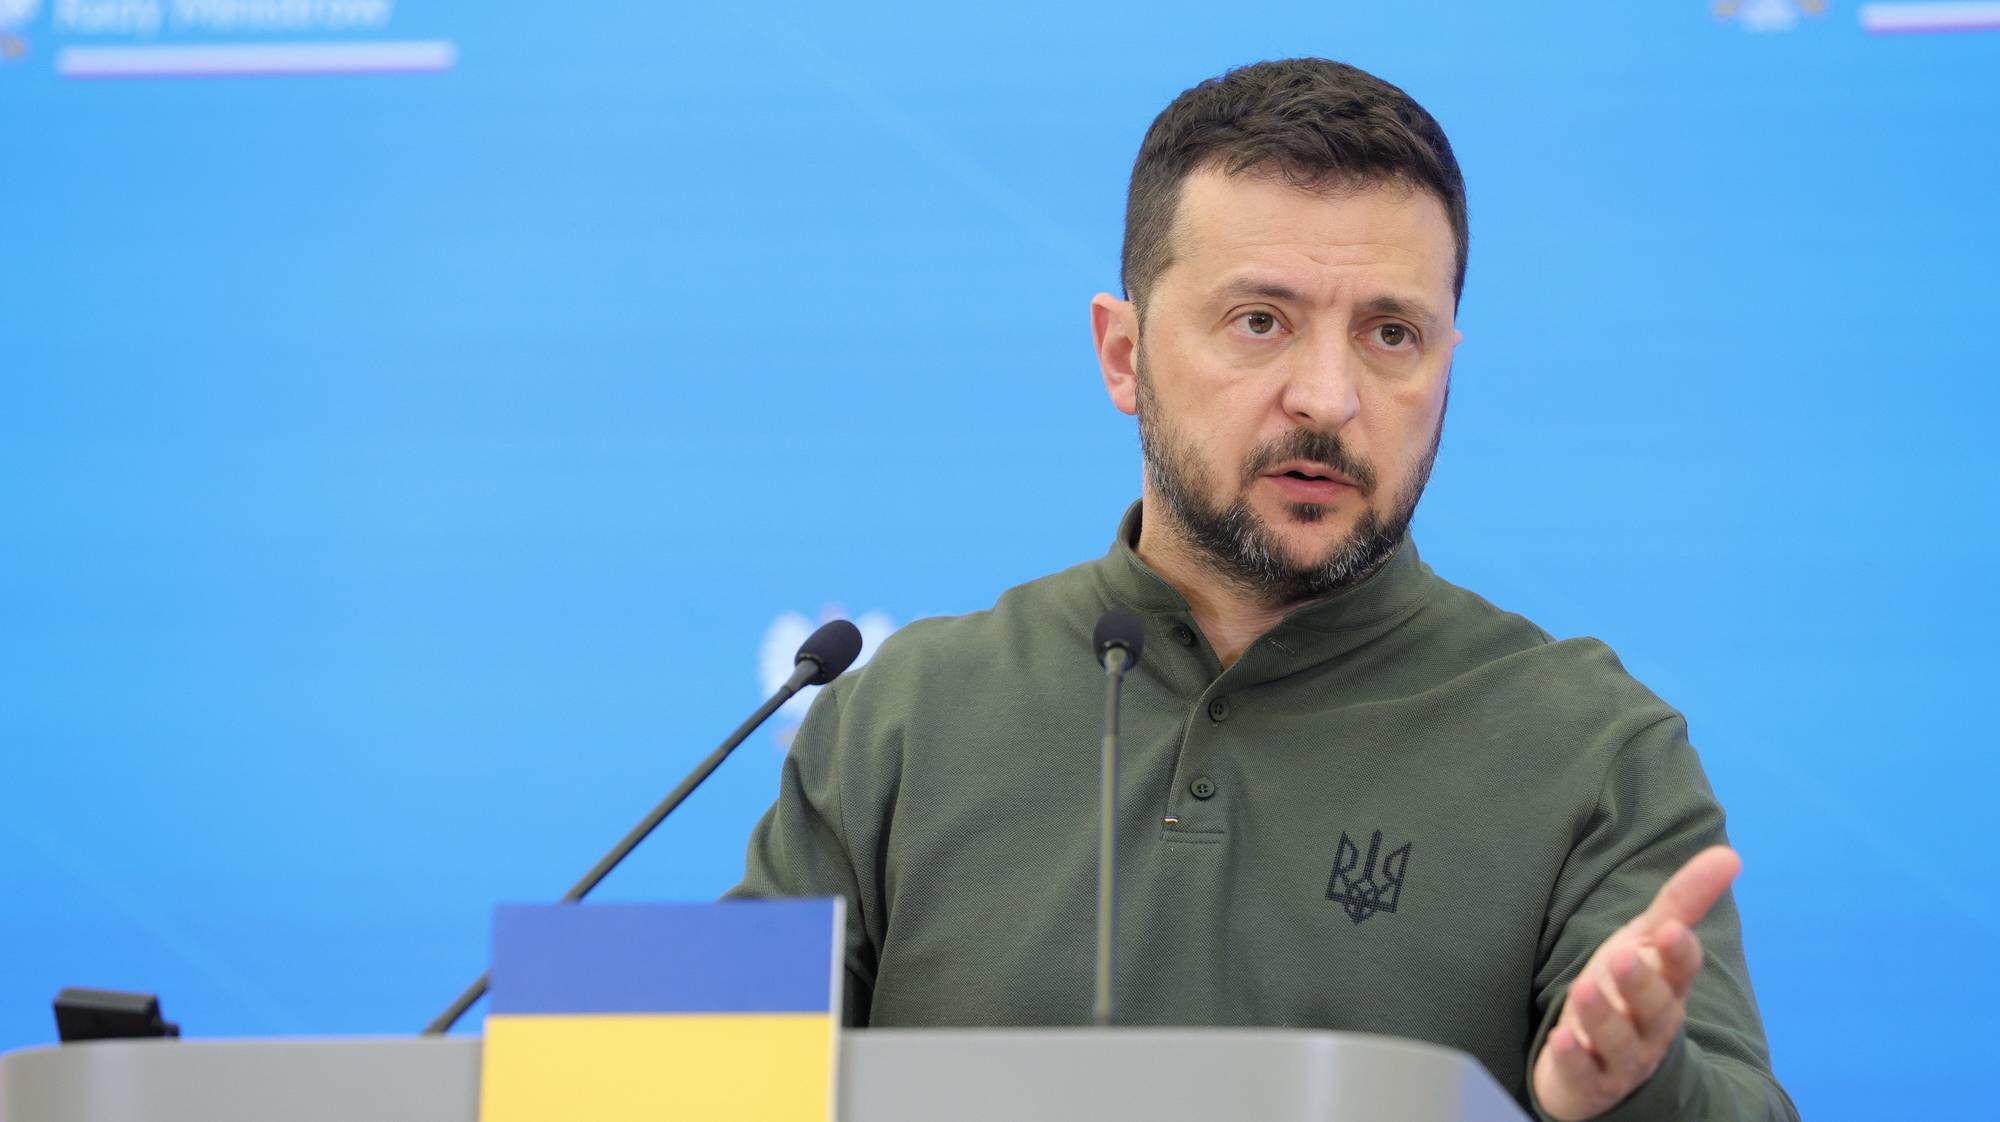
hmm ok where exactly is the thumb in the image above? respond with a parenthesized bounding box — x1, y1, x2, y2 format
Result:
(1641, 845, 1741, 931)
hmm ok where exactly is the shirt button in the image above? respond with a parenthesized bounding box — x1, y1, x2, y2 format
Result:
(1207, 696, 1230, 722)
(1189, 776, 1217, 800)
(1172, 623, 1196, 646)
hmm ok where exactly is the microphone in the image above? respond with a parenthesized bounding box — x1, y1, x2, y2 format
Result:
(421, 618, 866, 1035)
(795, 619, 865, 686)
(1090, 608, 1144, 1027)
(1093, 609, 1145, 671)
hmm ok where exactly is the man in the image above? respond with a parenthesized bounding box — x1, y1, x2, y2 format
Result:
(732, 59, 1796, 1121)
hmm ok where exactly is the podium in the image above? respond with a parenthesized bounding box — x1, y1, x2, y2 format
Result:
(0, 1029, 1527, 1121)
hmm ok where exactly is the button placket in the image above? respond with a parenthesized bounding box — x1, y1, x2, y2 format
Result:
(1166, 684, 1238, 831)
(1160, 630, 1237, 833)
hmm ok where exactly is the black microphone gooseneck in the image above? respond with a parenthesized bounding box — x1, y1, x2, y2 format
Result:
(1090, 608, 1145, 1028)
(420, 618, 866, 1036)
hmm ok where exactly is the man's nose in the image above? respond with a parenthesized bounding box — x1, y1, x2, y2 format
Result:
(1278, 330, 1362, 431)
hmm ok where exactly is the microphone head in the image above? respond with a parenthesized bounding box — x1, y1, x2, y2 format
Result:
(1092, 608, 1145, 670)
(796, 619, 864, 685)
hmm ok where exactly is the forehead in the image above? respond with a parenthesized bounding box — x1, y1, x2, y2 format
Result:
(1164, 167, 1457, 308)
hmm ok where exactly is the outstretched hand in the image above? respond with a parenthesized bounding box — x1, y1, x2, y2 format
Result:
(1531, 846, 1741, 1121)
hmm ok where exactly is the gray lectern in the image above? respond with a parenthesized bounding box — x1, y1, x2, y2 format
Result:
(0, 1029, 1529, 1121)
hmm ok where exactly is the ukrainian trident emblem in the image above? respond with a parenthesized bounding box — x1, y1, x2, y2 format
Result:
(1326, 829, 1412, 925)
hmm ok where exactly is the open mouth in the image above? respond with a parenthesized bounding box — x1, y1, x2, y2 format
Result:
(1265, 467, 1357, 502)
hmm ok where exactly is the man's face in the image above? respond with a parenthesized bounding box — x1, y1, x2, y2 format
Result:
(1097, 167, 1462, 604)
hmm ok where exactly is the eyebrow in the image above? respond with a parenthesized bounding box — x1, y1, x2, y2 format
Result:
(1211, 277, 1441, 330)
(1214, 277, 1307, 304)
(1359, 294, 1441, 331)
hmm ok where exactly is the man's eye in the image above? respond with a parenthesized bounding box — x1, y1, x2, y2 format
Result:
(1240, 312, 1279, 336)
(1376, 324, 1413, 348)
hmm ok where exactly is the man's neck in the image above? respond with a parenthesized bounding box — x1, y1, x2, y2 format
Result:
(1133, 513, 1291, 670)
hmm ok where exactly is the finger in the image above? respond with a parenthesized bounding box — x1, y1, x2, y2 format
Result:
(1542, 1024, 1603, 1104)
(1607, 943, 1678, 1040)
(1570, 975, 1641, 1076)
(1651, 918, 1706, 992)
(1641, 846, 1741, 930)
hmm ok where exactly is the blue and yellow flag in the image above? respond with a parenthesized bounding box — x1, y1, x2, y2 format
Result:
(480, 899, 845, 1122)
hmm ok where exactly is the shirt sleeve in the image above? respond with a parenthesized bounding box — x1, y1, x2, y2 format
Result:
(1525, 713, 1799, 1122)
(723, 680, 882, 1027)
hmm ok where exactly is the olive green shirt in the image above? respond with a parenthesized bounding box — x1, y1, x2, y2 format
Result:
(732, 504, 1795, 1121)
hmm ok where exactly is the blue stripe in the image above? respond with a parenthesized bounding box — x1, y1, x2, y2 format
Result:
(488, 899, 839, 1016)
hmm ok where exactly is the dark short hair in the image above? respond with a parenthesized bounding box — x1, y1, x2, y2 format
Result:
(1121, 58, 1469, 311)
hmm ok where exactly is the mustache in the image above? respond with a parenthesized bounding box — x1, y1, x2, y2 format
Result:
(1242, 429, 1378, 496)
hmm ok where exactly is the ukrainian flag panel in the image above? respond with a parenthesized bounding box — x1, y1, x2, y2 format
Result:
(480, 899, 844, 1122)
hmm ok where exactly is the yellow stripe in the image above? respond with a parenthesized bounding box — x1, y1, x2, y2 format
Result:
(480, 1013, 833, 1121)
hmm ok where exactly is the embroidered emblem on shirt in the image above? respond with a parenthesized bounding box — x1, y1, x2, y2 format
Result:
(1326, 829, 1412, 925)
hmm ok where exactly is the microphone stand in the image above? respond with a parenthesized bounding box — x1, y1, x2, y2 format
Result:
(421, 652, 836, 1035)
(1094, 645, 1131, 1027)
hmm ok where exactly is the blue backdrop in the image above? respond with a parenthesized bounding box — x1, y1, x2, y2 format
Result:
(2, 2, 1995, 1118)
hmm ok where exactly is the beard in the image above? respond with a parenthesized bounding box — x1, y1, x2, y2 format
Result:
(1135, 353, 1445, 607)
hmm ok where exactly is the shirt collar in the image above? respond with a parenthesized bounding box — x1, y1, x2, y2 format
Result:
(1094, 500, 1433, 670)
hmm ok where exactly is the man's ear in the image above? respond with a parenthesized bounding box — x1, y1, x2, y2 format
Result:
(1092, 292, 1140, 417)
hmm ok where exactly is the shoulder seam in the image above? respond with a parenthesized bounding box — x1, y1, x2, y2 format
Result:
(817, 678, 856, 869)
(1591, 710, 1686, 818)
